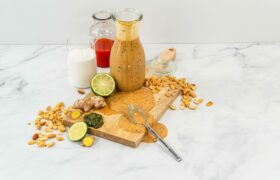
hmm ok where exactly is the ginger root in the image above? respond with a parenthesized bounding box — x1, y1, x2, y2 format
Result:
(73, 94, 106, 112)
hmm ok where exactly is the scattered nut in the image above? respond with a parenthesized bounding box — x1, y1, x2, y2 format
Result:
(44, 127, 53, 133)
(32, 133, 39, 140)
(40, 121, 46, 126)
(194, 98, 204, 105)
(56, 102, 64, 107)
(206, 101, 214, 107)
(56, 136, 64, 141)
(38, 133, 44, 138)
(28, 102, 67, 148)
(46, 106, 52, 111)
(37, 140, 46, 147)
(47, 142, 55, 148)
(34, 118, 40, 125)
(38, 110, 44, 116)
(39, 135, 48, 141)
(48, 134, 56, 139)
(169, 105, 176, 110)
(62, 109, 68, 115)
(77, 89, 85, 94)
(58, 125, 66, 132)
(187, 104, 197, 110)
(145, 76, 204, 111)
(53, 106, 60, 112)
(27, 140, 36, 145)
(189, 92, 196, 98)
(36, 124, 41, 130)
(179, 103, 185, 110)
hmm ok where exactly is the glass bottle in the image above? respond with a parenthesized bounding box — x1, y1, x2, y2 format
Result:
(89, 11, 115, 68)
(110, 8, 145, 92)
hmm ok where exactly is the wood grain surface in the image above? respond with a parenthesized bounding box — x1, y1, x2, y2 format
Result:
(63, 87, 179, 148)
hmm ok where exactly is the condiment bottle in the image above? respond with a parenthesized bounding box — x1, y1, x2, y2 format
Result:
(89, 11, 115, 68)
(110, 8, 146, 92)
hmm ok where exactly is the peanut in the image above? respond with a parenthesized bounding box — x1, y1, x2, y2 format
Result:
(62, 109, 68, 115)
(40, 121, 46, 126)
(37, 140, 46, 147)
(56, 102, 64, 107)
(38, 110, 44, 116)
(194, 98, 204, 105)
(27, 140, 36, 145)
(34, 118, 40, 125)
(36, 124, 41, 130)
(44, 127, 53, 133)
(46, 106, 52, 111)
(48, 134, 56, 139)
(206, 101, 214, 107)
(58, 125, 66, 132)
(56, 136, 64, 141)
(169, 105, 176, 110)
(187, 104, 197, 110)
(180, 103, 185, 110)
(39, 135, 48, 141)
(47, 142, 55, 148)
(77, 89, 85, 94)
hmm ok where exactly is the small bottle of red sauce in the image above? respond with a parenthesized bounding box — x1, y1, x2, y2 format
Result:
(94, 38, 114, 67)
(90, 11, 115, 68)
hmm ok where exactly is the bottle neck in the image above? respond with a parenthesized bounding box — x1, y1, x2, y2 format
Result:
(115, 20, 140, 41)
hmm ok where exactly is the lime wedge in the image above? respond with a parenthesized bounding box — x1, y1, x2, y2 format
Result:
(68, 122, 88, 142)
(91, 73, 115, 97)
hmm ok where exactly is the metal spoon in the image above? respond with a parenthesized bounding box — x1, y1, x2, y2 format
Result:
(127, 104, 182, 162)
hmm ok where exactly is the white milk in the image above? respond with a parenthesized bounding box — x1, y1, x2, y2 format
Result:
(67, 48, 96, 88)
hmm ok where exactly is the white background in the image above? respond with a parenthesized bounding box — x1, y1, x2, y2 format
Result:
(1, 0, 280, 44)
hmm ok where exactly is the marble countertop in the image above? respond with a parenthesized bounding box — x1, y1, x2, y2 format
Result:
(1, 43, 280, 180)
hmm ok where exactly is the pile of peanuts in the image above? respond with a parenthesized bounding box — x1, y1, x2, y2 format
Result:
(144, 76, 213, 110)
(27, 102, 68, 148)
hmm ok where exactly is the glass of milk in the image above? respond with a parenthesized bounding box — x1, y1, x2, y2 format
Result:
(67, 35, 97, 88)
(67, 48, 97, 88)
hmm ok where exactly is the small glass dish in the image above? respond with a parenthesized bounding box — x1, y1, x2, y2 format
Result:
(147, 56, 177, 76)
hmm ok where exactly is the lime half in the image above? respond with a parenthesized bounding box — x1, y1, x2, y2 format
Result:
(68, 122, 88, 142)
(91, 73, 115, 97)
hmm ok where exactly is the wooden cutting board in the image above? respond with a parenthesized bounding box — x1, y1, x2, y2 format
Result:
(63, 87, 180, 148)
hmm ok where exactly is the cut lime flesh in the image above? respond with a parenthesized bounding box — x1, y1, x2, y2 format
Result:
(91, 73, 115, 97)
(68, 122, 88, 142)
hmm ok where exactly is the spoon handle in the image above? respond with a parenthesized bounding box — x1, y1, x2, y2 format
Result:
(145, 124, 182, 162)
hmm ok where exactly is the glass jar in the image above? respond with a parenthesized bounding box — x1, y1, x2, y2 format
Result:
(110, 8, 145, 92)
(89, 11, 115, 68)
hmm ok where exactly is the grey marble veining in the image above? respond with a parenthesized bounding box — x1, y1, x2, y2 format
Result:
(0, 43, 280, 180)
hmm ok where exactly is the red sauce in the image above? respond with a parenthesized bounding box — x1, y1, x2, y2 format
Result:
(94, 38, 114, 68)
